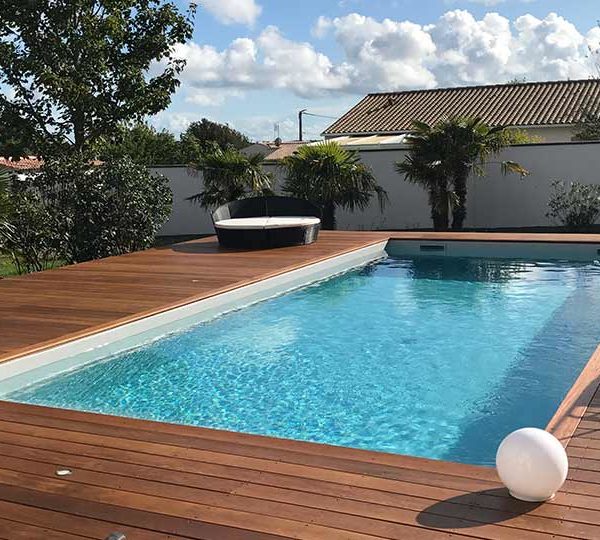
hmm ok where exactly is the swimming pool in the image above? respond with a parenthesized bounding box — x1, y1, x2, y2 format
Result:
(4, 245, 600, 466)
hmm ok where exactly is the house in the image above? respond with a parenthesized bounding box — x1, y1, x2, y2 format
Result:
(323, 79, 600, 144)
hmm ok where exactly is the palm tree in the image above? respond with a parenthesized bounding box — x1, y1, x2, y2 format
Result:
(281, 142, 388, 230)
(188, 145, 273, 209)
(397, 118, 528, 230)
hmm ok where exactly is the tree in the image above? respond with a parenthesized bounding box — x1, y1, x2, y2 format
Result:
(99, 123, 182, 165)
(396, 118, 528, 231)
(180, 119, 251, 161)
(0, 0, 195, 155)
(188, 145, 272, 210)
(281, 142, 388, 230)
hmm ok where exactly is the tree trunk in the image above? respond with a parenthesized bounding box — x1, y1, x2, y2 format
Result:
(451, 173, 468, 230)
(429, 186, 449, 231)
(321, 201, 336, 230)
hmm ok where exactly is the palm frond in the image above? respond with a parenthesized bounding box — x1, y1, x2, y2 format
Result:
(281, 142, 387, 214)
(187, 148, 273, 209)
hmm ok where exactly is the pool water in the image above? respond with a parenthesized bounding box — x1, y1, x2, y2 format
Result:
(7, 255, 600, 465)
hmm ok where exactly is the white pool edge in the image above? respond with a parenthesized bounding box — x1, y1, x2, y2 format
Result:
(0, 241, 388, 394)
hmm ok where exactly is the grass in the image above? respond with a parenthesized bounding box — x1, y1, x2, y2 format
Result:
(0, 254, 19, 277)
(0, 254, 66, 278)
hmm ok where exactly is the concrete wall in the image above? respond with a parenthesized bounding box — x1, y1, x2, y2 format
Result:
(155, 141, 600, 236)
(153, 166, 214, 236)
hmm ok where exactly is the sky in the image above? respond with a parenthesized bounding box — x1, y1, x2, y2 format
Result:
(153, 1, 600, 141)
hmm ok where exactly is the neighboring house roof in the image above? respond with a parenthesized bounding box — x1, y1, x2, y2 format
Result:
(0, 156, 43, 170)
(323, 79, 600, 136)
(241, 141, 309, 161)
(263, 141, 307, 161)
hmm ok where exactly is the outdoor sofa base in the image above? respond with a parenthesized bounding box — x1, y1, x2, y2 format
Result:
(214, 219, 320, 249)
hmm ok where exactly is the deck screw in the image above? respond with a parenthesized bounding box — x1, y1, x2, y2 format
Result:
(55, 468, 72, 476)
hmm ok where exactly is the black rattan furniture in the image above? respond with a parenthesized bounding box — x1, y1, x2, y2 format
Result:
(212, 196, 321, 249)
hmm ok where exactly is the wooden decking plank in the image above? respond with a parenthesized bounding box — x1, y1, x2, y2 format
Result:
(3, 428, 598, 536)
(0, 517, 92, 540)
(1, 433, 598, 526)
(0, 401, 492, 475)
(0, 469, 574, 540)
(0, 484, 283, 540)
(0, 499, 187, 540)
(0, 404, 499, 482)
(0, 419, 506, 495)
(0, 450, 592, 540)
(0, 469, 454, 540)
(3, 419, 600, 516)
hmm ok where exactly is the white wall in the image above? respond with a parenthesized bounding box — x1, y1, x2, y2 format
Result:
(153, 166, 214, 236)
(154, 142, 600, 235)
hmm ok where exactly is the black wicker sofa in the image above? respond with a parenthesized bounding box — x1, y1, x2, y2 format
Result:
(212, 196, 321, 249)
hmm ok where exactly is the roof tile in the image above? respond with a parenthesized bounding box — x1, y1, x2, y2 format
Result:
(323, 79, 600, 135)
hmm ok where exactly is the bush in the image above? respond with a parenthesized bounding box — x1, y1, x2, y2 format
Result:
(0, 174, 61, 274)
(1, 156, 172, 270)
(546, 180, 600, 229)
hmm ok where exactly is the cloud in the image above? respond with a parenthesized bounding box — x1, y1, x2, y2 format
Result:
(173, 26, 352, 99)
(172, 10, 596, 106)
(201, 0, 262, 27)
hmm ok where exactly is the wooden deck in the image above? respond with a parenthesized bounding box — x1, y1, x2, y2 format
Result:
(1, 230, 600, 539)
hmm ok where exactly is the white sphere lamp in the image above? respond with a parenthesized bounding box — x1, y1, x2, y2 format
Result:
(496, 428, 568, 502)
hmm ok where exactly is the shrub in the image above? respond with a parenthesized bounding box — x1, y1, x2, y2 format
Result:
(0, 173, 61, 274)
(1, 156, 172, 270)
(546, 181, 600, 229)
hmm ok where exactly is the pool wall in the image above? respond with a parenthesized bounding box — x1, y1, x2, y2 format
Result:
(387, 239, 600, 260)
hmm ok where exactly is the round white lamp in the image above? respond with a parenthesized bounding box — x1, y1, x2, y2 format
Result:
(496, 428, 568, 502)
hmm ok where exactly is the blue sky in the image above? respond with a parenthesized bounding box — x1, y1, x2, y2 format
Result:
(153, 0, 599, 141)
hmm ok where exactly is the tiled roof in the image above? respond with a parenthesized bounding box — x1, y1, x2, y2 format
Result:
(0, 156, 43, 170)
(263, 141, 308, 161)
(323, 79, 600, 136)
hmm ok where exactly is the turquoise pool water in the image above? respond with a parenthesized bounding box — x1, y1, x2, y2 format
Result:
(7, 255, 600, 465)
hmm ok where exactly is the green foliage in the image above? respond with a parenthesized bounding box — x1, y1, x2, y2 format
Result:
(0, 102, 39, 158)
(396, 117, 528, 231)
(0, 166, 11, 220)
(180, 119, 251, 161)
(99, 123, 182, 165)
(574, 111, 600, 141)
(281, 142, 387, 230)
(546, 180, 600, 229)
(0, 157, 172, 271)
(0, 172, 62, 274)
(0, 0, 195, 155)
(500, 128, 543, 145)
(188, 145, 272, 209)
(98, 119, 254, 166)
